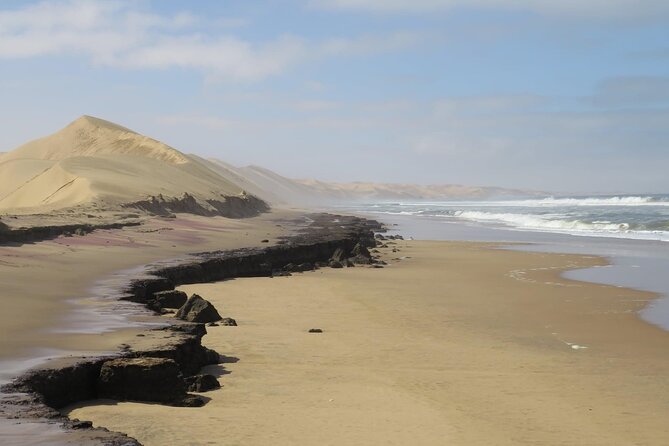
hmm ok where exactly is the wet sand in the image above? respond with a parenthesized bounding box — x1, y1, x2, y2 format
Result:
(67, 240, 669, 445)
(0, 211, 298, 383)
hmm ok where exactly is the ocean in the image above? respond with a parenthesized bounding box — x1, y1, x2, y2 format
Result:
(337, 195, 669, 331)
(345, 195, 669, 242)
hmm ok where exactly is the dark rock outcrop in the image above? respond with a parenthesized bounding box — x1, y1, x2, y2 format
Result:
(220, 317, 237, 326)
(0, 221, 141, 246)
(3, 323, 220, 409)
(175, 294, 222, 323)
(152, 289, 188, 309)
(2, 213, 386, 443)
(4, 359, 103, 409)
(98, 357, 187, 404)
(330, 247, 346, 262)
(125, 192, 269, 219)
(123, 277, 174, 304)
(185, 374, 221, 392)
(351, 242, 371, 258)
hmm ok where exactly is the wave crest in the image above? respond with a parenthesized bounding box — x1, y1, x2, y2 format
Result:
(454, 211, 631, 232)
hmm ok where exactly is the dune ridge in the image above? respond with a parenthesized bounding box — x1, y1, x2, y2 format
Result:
(203, 158, 541, 205)
(0, 116, 265, 216)
(0, 115, 541, 216)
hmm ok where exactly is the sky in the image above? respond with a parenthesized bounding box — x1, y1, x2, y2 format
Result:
(1, 0, 668, 193)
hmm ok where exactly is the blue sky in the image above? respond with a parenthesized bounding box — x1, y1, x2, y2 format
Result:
(1, 0, 668, 193)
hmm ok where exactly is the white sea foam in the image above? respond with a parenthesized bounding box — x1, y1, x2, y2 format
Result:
(449, 210, 669, 241)
(512, 196, 668, 207)
(387, 196, 668, 208)
(454, 211, 630, 231)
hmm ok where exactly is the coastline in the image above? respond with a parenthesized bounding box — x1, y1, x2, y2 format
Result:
(358, 211, 669, 331)
(0, 211, 382, 445)
(5, 213, 669, 445)
(66, 239, 669, 445)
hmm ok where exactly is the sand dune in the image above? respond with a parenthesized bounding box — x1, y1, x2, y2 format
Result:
(0, 116, 262, 215)
(2, 116, 189, 165)
(295, 179, 536, 201)
(203, 158, 539, 205)
(0, 115, 539, 214)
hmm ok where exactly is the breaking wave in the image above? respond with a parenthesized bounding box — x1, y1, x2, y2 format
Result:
(513, 196, 669, 207)
(450, 211, 668, 241)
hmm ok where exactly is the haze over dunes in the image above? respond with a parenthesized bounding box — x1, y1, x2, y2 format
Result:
(0, 116, 539, 217)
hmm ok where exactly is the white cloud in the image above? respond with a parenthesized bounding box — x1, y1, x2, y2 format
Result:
(311, 0, 669, 20)
(0, 0, 426, 81)
(0, 0, 304, 81)
(114, 35, 307, 82)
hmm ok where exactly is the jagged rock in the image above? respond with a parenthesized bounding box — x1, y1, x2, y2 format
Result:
(220, 317, 237, 326)
(178, 395, 206, 407)
(349, 255, 371, 265)
(351, 243, 371, 258)
(344, 259, 355, 267)
(291, 262, 314, 272)
(315, 261, 329, 268)
(330, 247, 346, 262)
(74, 228, 87, 236)
(185, 374, 221, 392)
(97, 357, 187, 403)
(271, 270, 292, 277)
(126, 277, 174, 303)
(375, 233, 386, 240)
(175, 294, 222, 323)
(308, 328, 323, 333)
(283, 263, 296, 272)
(329, 260, 343, 268)
(152, 290, 188, 309)
(69, 419, 93, 429)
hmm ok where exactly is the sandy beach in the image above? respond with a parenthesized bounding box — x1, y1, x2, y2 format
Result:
(66, 240, 669, 445)
(0, 211, 299, 383)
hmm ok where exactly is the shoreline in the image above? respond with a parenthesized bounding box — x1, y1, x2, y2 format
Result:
(3, 211, 669, 444)
(364, 211, 669, 331)
(1, 212, 383, 445)
(67, 239, 669, 445)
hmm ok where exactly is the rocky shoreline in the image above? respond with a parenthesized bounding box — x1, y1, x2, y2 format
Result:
(0, 220, 143, 246)
(1, 213, 384, 445)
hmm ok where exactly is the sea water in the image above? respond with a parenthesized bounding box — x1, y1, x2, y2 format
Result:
(337, 195, 669, 331)
(344, 195, 669, 242)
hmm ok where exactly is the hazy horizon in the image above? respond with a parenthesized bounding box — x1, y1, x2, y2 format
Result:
(1, 0, 668, 194)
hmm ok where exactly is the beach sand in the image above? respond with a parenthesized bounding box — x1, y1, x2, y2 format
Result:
(0, 211, 300, 382)
(66, 240, 669, 445)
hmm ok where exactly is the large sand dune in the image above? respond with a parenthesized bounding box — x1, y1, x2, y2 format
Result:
(0, 116, 263, 215)
(202, 158, 540, 205)
(0, 115, 539, 215)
